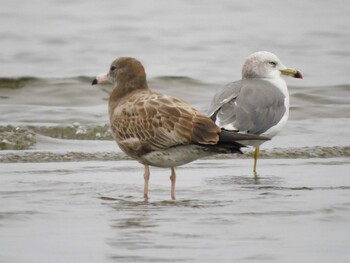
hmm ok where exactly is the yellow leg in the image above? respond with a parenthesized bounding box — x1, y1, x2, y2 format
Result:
(253, 147, 260, 174)
(170, 167, 176, 200)
(144, 165, 150, 200)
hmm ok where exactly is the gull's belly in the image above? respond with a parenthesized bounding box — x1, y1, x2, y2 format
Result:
(141, 145, 214, 168)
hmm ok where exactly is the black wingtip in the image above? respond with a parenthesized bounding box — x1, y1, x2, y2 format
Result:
(91, 78, 98, 85)
(219, 129, 270, 142)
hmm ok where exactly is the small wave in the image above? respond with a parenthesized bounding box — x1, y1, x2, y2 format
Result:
(0, 146, 349, 163)
(218, 146, 350, 159)
(0, 124, 113, 150)
(0, 126, 36, 150)
(149, 75, 212, 88)
(30, 124, 114, 140)
(0, 151, 128, 163)
(0, 77, 40, 89)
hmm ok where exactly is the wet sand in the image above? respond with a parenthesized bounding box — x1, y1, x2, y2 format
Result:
(1, 158, 349, 262)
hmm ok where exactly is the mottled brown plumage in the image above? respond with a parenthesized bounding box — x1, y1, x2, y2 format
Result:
(110, 89, 221, 161)
(92, 57, 268, 200)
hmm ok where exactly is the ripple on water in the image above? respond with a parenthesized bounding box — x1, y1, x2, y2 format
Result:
(1, 145, 350, 162)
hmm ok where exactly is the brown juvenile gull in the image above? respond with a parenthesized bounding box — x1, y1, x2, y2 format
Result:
(207, 51, 303, 174)
(92, 57, 268, 200)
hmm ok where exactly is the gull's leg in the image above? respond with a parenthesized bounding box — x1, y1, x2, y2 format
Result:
(144, 165, 150, 200)
(253, 147, 260, 175)
(170, 167, 176, 200)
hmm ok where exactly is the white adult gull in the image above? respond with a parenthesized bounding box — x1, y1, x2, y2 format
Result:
(207, 51, 303, 174)
(92, 57, 269, 200)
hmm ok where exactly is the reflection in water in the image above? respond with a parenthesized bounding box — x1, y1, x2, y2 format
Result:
(99, 167, 350, 262)
(205, 173, 284, 187)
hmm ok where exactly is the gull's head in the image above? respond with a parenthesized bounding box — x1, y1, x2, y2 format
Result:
(92, 57, 147, 87)
(242, 51, 302, 80)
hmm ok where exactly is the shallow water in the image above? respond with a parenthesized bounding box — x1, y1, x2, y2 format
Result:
(1, 0, 350, 262)
(1, 159, 350, 262)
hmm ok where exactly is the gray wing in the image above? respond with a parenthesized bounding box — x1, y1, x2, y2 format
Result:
(208, 79, 286, 135)
(207, 81, 242, 118)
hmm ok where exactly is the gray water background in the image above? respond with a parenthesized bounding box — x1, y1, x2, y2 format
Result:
(1, 0, 350, 262)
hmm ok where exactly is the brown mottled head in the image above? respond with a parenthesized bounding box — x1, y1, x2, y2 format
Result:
(92, 57, 148, 91)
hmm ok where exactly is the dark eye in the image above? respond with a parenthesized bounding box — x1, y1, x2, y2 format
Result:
(110, 65, 117, 71)
(268, 61, 277, 67)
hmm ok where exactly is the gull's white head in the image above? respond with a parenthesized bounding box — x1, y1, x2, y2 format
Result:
(241, 51, 303, 80)
(242, 51, 285, 79)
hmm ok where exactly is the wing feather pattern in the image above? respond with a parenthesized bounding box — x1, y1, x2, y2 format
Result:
(111, 90, 220, 158)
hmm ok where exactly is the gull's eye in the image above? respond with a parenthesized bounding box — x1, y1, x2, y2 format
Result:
(110, 65, 117, 71)
(268, 61, 277, 67)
